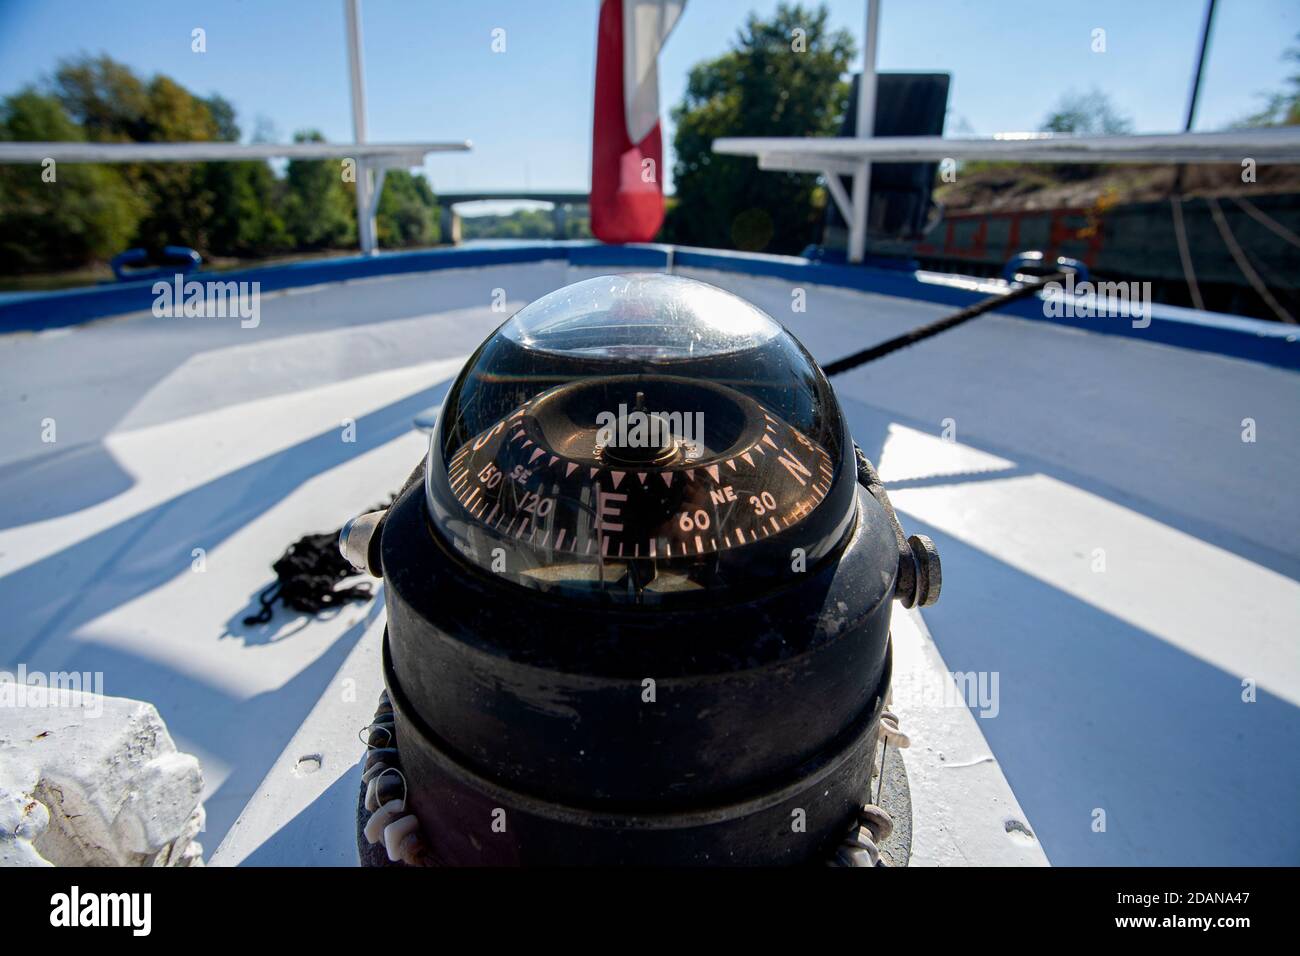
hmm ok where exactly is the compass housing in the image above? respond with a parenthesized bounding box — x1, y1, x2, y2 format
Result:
(424, 273, 857, 604)
(382, 274, 906, 864)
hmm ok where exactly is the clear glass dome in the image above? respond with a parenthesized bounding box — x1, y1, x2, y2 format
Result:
(501, 272, 782, 359)
(426, 273, 855, 603)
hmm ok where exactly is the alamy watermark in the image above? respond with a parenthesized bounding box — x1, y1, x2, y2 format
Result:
(50, 886, 150, 936)
(1, 664, 105, 717)
(152, 273, 261, 328)
(1042, 273, 1151, 329)
(892, 667, 1000, 718)
(595, 404, 705, 458)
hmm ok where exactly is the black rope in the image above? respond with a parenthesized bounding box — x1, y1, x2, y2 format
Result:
(244, 494, 397, 626)
(243, 531, 376, 626)
(821, 273, 1064, 377)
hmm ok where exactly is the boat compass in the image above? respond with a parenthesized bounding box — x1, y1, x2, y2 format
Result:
(340, 274, 940, 865)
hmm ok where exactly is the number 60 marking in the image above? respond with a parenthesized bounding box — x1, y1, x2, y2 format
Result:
(678, 509, 711, 532)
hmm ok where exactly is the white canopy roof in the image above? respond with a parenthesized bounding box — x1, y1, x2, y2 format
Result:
(714, 128, 1300, 176)
(0, 140, 470, 165)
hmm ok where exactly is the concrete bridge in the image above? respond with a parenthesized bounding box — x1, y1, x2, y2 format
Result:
(436, 191, 588, 243)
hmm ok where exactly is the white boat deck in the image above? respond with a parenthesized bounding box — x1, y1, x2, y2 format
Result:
(2, 261, 1296, 865)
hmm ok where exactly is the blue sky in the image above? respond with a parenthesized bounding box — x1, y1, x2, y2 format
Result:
(1, 0, 1297, 199)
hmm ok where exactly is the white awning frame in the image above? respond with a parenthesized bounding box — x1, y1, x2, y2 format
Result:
(0, 139, 470, 258)
(714, 127, 1300, 261)
(714, 128, 1300, 171)
(0, 141, 469, 165)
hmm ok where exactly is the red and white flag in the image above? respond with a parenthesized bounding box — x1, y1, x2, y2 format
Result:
(590, 0, 685, 244)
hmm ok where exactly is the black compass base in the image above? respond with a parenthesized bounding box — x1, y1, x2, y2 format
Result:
(381, 631, 891, 866)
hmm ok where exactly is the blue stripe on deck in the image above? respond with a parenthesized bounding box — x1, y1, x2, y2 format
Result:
(2, 241, 1295, 371)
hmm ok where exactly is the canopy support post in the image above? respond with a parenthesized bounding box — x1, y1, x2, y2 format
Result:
(345, 0, 379, 255)
(848, 0, 880, 264)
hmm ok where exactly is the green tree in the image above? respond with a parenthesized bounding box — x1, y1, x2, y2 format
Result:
(199, 95, 291, 257)
(53, 56, 222, 252)
(132, 75, 222, 250)
(282, 130, 355, 250)
(204, 159, 291, 257)
(0, 89, 144, 274)
(376, 170, 440, 247)
(664, 3, 854, 253)
(1240, 33, 1299, 127)
(1040, 88, 1133, 135)
(49, 54, 150, 143)
(202, 94, 240, 143)
(1037, 88, 1134, 181)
